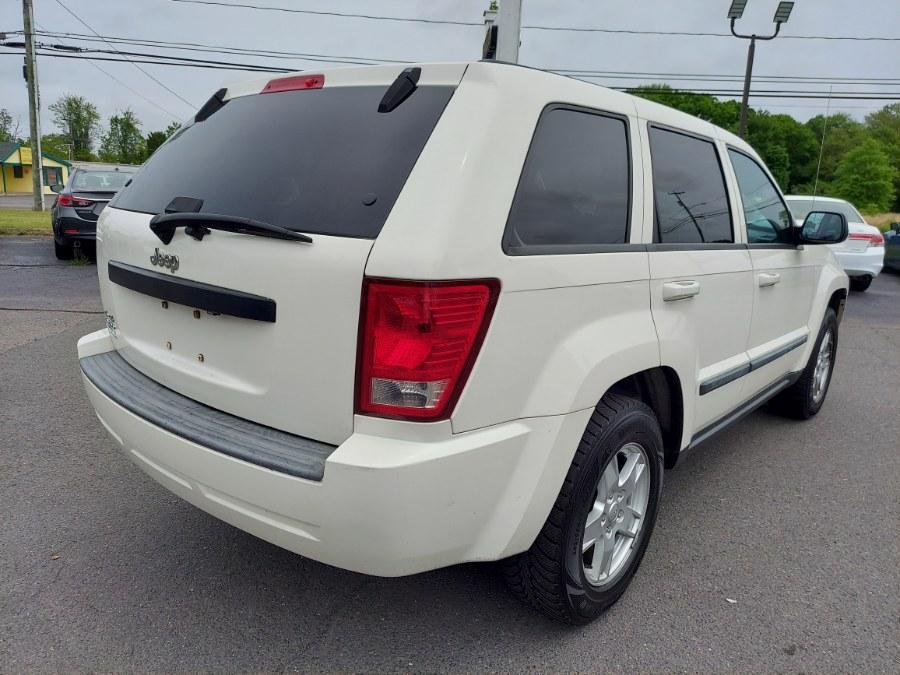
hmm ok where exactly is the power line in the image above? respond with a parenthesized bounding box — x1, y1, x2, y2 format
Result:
(522, 25, 900, 41)
(31, 41, 294, 72)
(553, 68, 900, 83)
(168, 0, 482, 26)
(31, 21, 181, 119)
(20, 30, 900, 88)
(50, 0, 196, 109)
(166, 0, 900, 41)
(32, 29, 396, 65)
(0, 47, 288, 73)
(6, 48, 899, 102)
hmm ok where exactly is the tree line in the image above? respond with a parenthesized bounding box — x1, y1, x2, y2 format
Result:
(1, 88, 897, 213)
(631, 86, 898, 213)
(0, 94, 180, 167)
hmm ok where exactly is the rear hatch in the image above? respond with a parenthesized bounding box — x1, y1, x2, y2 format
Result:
(97, 65, 463, 445)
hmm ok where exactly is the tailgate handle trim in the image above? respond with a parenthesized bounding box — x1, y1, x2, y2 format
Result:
(108, 261, 276, 322)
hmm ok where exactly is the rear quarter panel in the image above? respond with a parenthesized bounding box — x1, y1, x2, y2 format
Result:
(366, 63, 662, 433)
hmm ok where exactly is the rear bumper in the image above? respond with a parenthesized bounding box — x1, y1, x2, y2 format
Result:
(53, 214, 97, 243)
(78, 329, 589, 576)
(835, 247, 884, 278)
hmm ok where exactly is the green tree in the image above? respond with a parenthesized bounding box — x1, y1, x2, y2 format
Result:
(145, 130, 168, 155)
(40, 133, 72, 160)
(865, 103, 900, 210)
(48, 94, 100, 160)
(164, 121, 181, 137)
(99, 110, 146, 164)
(0, 109, 21, 143)
(746, 112, 819, 191)
(831, 139, 896, 212)
(803, 113, 865, 188)
(631, 85, 741, 129)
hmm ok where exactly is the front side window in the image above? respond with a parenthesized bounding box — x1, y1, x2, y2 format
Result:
(649, 127, 733, 244)
(503, 107, 631, 254)
(728, 149, 793, 244)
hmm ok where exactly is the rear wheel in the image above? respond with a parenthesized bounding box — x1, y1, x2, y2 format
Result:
(54, 239, 73, 260)
(769, 308, 838, 420)
(503, 393, 664, 624)
(849, 275, 872, 292)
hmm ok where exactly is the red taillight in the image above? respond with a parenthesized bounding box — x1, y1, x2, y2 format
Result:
(261, 74, 324, 94)
(57, 194, 93, 208)
(356, 278, 500, 421)
(849, 232, 885, 247)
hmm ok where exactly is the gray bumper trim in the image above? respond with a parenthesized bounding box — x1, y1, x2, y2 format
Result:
(81, 351, 336, 481)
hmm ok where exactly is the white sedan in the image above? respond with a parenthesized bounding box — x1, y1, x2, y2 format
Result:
(786, 195, 885, 292)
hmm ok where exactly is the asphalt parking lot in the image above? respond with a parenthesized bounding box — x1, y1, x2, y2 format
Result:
(1, 235, 898, 671)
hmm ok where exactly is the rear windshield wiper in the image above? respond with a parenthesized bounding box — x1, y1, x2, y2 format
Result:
(149, 212, 313, 245)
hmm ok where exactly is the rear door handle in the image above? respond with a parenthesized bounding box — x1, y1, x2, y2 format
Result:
(662, 280, 701, 302)
(758, 272, 781, 287)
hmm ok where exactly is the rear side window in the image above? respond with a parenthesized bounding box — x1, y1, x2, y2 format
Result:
(728, 149, 793, 244)
(111, 85, 455, 238)
(649, 127, 733, 244)
(503, 107, 631, 254)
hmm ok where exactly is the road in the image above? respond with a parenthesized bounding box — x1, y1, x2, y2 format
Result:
(1, 236, 898, 672)
(0, 194, 54, 209)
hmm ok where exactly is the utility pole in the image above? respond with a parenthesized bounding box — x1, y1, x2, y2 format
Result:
(482, 1, 521, 63)
(22, 0, 45, 211)
(727, 0, 794, 139)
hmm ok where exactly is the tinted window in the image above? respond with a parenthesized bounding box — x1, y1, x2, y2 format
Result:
(786, 197, 865, 224)
(649, 127, 733, 244)
(112, 86, 454, 238)
(728, 149, 793, 244)
(503, 107, 630, 253)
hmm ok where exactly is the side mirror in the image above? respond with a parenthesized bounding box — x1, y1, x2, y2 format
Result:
(49, 183, 63, 193)
(798, 211, 848, 245)
(891, 222, 900, 234)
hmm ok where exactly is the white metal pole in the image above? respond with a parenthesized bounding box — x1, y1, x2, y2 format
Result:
(496, 0, 522, 63)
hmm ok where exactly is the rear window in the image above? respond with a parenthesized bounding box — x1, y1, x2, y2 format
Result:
(73, 170, 134, 191)
(111, 85, 454, 239)
(786, 198, 865, 224)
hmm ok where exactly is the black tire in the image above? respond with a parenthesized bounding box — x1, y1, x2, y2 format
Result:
(503, 393, 664, 624)
(54, 239, 73, 260)
(849, 275, 872, 292)
(769, 308, 838, 420)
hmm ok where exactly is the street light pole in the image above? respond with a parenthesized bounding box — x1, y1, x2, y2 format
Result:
(728, 0, 794, 138)
(737, 36, 756, 138)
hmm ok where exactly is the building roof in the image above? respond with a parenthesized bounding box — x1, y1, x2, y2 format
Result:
(0, 141, 72, 167)
(0, 141, 19, 163)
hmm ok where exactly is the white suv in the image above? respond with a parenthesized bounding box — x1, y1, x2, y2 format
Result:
(78, 62, 850, 623)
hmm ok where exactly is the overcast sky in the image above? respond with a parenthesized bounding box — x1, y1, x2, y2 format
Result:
(1, 0, 898, 138)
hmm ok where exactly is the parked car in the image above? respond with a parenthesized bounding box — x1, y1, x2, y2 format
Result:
(785, 195, 884, 292)
(50, 163, 138, 260)
(76, 62, 849, 624)
(884, 222, 900, 273)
